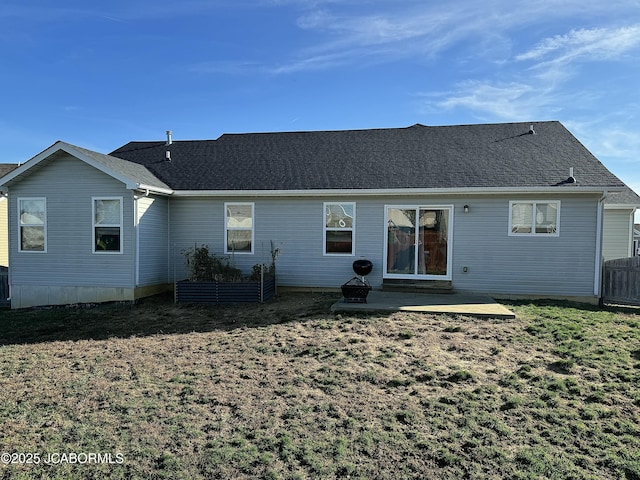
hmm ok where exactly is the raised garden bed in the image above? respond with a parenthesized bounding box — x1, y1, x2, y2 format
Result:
(176, 276, 276, 304)
(175, 244, 278, 305)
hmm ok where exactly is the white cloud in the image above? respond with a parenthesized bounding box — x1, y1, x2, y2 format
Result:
(598, 129, 640, 163)
(516, 25, 640, 65)
(429, 82, 535, 120)
(277, 1, 640, 73)
(576, 125, 640, 165)
(421, 79, 577, 122)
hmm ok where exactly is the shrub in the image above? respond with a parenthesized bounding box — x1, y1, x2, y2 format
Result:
(250, 263, 276, 281)
(182, 245, 243, 282)
(182, 244, 279, 283)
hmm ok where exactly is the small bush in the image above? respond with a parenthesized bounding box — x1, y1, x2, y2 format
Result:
(182, 245, 243, 282)
(182, 244, 276, 283)
(250, 263, 275, 281)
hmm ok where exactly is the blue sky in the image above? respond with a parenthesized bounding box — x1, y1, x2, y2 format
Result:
(1, 0, 639, 218)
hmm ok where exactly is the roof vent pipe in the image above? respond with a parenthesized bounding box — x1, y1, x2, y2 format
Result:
(529, 124, 535, 134)
(166, 150, 171, 162)
(166, 130, 172, 145)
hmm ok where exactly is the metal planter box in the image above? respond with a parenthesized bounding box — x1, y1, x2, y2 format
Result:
(176, 277, 276, 304)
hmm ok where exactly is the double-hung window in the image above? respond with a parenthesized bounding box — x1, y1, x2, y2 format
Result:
(324, 202, 355, 255)
(509, 201, 560, 236)
(18, 198, 47, 252)
(93, 197, 123, 253)
(225, 203, 254, 254)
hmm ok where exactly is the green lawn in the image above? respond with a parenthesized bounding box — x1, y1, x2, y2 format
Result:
(0, 294, 639, 479)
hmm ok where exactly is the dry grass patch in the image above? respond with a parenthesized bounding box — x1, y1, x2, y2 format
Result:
(0, 294, 639, 479)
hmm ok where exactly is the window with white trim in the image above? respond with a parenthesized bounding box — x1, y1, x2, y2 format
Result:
(509, 201, 560, 236)
(324, 202, 355, 255)
(93, 197, 123, 253)
(225, 203, 254, 254)
(18, 197, 46, 252)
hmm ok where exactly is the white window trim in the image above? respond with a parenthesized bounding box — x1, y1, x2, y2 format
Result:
(323, 202, 356, 256)
(92, 196, 124, 254)
(224, 202, 254, 255)
(18, 197, 47, 253)
(508, 200, 561, 237)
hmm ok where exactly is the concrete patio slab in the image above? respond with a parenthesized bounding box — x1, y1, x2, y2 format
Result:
(331, 290, 516, 319)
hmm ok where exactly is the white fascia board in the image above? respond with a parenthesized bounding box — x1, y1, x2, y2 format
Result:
(604, 204, 640, 210)
(134, 184, 174, 196)
(172, 186, 623, 198)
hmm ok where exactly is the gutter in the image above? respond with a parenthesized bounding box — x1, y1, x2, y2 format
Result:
(170, 186, 625, 198)
(132, 184, 174, 196)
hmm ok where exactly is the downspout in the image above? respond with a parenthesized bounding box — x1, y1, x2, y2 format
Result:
(1, 191, 10, 304)
(594, 190, 608, 298)
(133, 189, 150, 291)
(0, 192, 9, 304)
(628, 209, 635, 258)
(167, 198, 172, 288)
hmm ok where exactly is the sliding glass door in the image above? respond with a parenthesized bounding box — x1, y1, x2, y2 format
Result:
(385, 206, 452, 279)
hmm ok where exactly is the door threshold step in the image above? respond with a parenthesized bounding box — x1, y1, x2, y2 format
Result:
(382, 280, 453, 294)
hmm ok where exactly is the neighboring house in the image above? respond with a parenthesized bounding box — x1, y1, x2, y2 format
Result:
(1, 121, 638, 308)
(0, 164, 18, 268)
(603, 189, 640, 261)
(634, 224, 640, 257)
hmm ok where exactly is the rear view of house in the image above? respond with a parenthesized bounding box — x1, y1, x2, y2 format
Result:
(1, 121, 638, 308)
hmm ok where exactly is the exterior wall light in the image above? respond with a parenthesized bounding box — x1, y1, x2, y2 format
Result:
(463, 205, 469, 213)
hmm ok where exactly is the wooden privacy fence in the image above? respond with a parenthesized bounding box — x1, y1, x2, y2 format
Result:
(602, 256, 640, 306)
(0, 267, 9, 307)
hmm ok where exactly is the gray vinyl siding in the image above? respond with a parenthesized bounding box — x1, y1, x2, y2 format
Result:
(169, 197, 378, 286)
(136, 195, 169, 286)
(9, 154, 135, 289)
(168, 197, 224, 283)
(0, 197, 8, 267)
(602, 209, 633, 261)
(169, 194, 601, 297)
(452, 195, 598, 297)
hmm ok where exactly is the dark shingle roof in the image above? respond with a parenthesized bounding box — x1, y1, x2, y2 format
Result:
(65, 142, 171, 192)
(0, 164, 18, 178)
(110, 121, 626, 191)
(605, 186, 640, 206)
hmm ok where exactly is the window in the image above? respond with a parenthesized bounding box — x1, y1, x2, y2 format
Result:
(18, 198, 46, 252)
(225, 203, 254, 254)
(509, 201, 560, 236)
(324, 202, 355, 255)
(93, 197, 123, 253)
